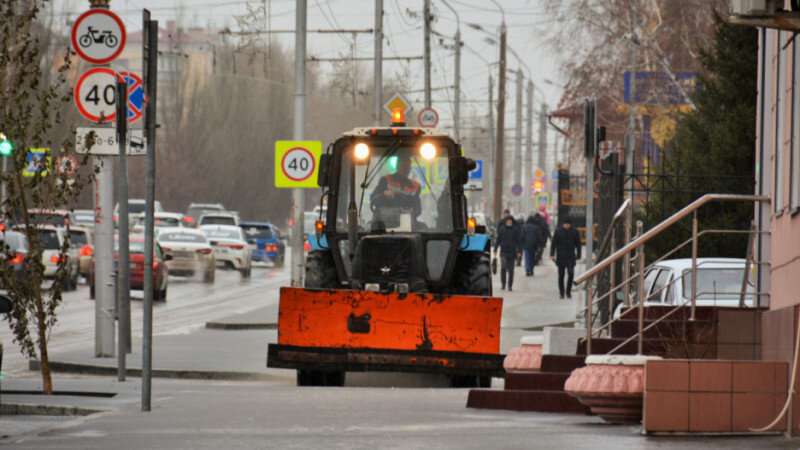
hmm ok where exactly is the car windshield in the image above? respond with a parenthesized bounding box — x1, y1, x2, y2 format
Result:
(681, 267, 746, 299)
(159, 232, 207, 243)
(187, 206, 222, 218)
(336, 145, 453, 233)
(202, 216, 235, 226)
(154, 217, 181, 227)
(201, 229, 240, 240)
(242, 226, 273, 240)
(30, 213, 67, 227)
(69, 230, 88, 246)
(114, 240, 147, 254)
(36, 230, 60, 250)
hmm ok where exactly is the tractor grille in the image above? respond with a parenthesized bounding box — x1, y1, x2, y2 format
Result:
(358, 237, 413, 282)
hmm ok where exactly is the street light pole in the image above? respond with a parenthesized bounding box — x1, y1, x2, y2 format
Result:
(423, 0, 431, 109)
(291, 0, 307, 287)
(454, 27, 461, 141)
(525, 79, 533, 214)
(492, 21, 506, 220)
(513, 70, 523, 212)
(626, 0, 637, 200)
(373, 0, 382, 126)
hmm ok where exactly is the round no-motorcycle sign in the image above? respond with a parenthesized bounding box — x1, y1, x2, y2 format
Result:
(70, 9, 126, 64)
(275, 141, 322, 188)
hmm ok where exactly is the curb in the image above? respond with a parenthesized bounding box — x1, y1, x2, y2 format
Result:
(0, 403, 106, 416)
(521, 321, 580, 332)
(36, 360, 285, 382)
(204, 322, 277, 330)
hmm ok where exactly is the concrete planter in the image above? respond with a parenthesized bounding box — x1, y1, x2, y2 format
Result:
(564, 354, 661, 424)
(503, 336, 543, 372)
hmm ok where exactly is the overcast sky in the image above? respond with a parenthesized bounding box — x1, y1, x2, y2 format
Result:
(54, 0, 563, 133)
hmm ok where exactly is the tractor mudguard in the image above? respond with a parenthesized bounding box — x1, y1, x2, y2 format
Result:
(268, 287, 504, 376)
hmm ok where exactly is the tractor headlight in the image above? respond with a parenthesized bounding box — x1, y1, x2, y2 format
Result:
(420, 143, 436, 160)
(354, 143, 370, 161)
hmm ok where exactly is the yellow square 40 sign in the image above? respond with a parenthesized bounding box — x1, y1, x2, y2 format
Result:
(275, 141, 322, 188)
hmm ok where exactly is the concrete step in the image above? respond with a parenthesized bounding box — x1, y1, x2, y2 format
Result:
(576, 337, 667, 355)
(466, 389, 590, 414)
(539, 354, 585, 373)
(504, 371, 570, 391)
(610, 319, 715, 339)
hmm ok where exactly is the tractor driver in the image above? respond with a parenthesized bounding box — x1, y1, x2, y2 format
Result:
(370, 154, 422, 227)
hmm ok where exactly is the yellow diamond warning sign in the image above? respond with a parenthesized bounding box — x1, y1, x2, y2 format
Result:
(383, 92, 412, 116)
(534, 168, 544, 179)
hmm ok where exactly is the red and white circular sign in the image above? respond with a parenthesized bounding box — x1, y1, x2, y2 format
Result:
(418, 108, 439, 127)
(281, 147, 316, 182)
(57, 155, 78, 176)
(74, 67, 118, 122)
(71, 9, 126, 64)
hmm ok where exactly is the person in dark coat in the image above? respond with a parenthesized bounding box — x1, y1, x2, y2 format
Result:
(531, 211, 550, 265)
(550, 217, 581, 299)
(521, 215, 542, 276)
(494, 209, 511, 237)
(494, 215, 522, 291)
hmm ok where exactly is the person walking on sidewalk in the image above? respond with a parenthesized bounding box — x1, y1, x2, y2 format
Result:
(494, 215, 522, 291)
(550, 217, 581, 299)
(522, 215, 542, 276)
(532, 209, 551, 265)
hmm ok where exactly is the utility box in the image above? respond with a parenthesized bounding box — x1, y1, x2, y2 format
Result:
(729, 0, 777, 16)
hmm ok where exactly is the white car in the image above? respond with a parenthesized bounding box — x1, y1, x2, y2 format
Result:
(199, 225, 252, 278)
(198, 212, 240, 227)
(131, 212, 186, 234)
(33, 226, 79, 291)
(157, 227, 215, 283)
(614, 258, 755, 318)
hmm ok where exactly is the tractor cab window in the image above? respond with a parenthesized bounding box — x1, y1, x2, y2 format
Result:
(336, 144, 453, 234)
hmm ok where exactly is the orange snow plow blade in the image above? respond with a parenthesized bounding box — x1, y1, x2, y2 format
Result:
(268, 287, 504, 376)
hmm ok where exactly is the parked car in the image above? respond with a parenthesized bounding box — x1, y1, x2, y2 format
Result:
(68, 209, 96, 228)
(239, 222, 285, 267)
(185, 203, 226, 226)
(199, 225, 252, 278)
(30, 226, 79, 291)
(27, 209, 70, 227)
(614, 258, 755, 318)
(67, 226, 93, 281)
(198, 212, 240, 227)
(89, 234, 168, 301)
(0, 230, 29, 288)
(157, 227, 215, 283)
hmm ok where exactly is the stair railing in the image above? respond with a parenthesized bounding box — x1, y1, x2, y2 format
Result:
(574, 194, 770, 356)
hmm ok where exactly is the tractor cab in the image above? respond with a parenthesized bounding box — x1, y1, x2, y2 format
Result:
(312, 121, 482, 295)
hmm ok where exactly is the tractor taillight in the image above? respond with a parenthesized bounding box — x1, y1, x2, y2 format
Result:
(315, 220, 324, 238)
(467, 218, 476, 236)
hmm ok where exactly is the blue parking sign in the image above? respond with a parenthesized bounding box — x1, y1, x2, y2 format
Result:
(468, 159, 483, 180)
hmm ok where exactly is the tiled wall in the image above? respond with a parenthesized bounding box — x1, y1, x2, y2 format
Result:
(644, 359, 788, 433)
(717, 310, 762, 360)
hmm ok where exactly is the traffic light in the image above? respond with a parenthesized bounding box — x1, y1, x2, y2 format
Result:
(533, 180, 543, 192)
(0, 133, 12, 156)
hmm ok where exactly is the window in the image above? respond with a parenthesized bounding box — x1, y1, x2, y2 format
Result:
(642, 268, 660, 302)
(649, 269, 671, 303)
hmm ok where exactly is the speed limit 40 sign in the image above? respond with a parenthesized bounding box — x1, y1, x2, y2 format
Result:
(275, 141, 321, 188)
(74, 68, 145, 123)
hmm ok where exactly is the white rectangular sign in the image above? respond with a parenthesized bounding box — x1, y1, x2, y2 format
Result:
(75, 127, 145, 156)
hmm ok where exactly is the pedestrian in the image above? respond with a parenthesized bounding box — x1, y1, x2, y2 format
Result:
(494, 215, 522, 291)
(531, 209, 550, 265)
(550, 217, 581, 299)
(495, 209, 511, 235)
(515, 214, 525, 266)
(522, 215, 542, 276)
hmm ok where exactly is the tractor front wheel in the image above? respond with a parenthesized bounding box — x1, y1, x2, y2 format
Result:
(305, 251, 339, 288)
(453, 251, 492, 297)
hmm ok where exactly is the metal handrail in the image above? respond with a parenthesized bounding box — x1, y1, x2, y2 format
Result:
(574, 194, 770, 285)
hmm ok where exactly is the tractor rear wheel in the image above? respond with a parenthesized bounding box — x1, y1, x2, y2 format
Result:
(304, 251, 339, 289)
(453, 251, 492, 297)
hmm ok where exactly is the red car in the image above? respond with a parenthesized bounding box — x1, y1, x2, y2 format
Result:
(90, 234, 169, 301)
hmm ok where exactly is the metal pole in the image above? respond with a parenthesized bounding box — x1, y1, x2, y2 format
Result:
(1, 157, 6, 213)
(94, 158, 115, 357)
(115, 77, 130, 381)
(623, 202, 632, 306)
(626, 0, 637, 201)
(142, 10, 158, 412)
(291, 0, 307, 287)
(454, 28, 461, 141)
(423, 0, 431, 108)
(636, 221, 644, 355)
(586, 279, 593, 355)
(525, 80, 533, 214)
(584, 100, 596, 329)
(492, 22, 507, 220)
(739, 221, 756, 308)
(488, 74, 494, 211)
(691, 210, 698, 321)
(351, 31, 357, 106)
(514, 71, 523, 211)
(609, 227, 616, 326)
(538, 103, 547, 178)
(373, 0, 382, 126)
